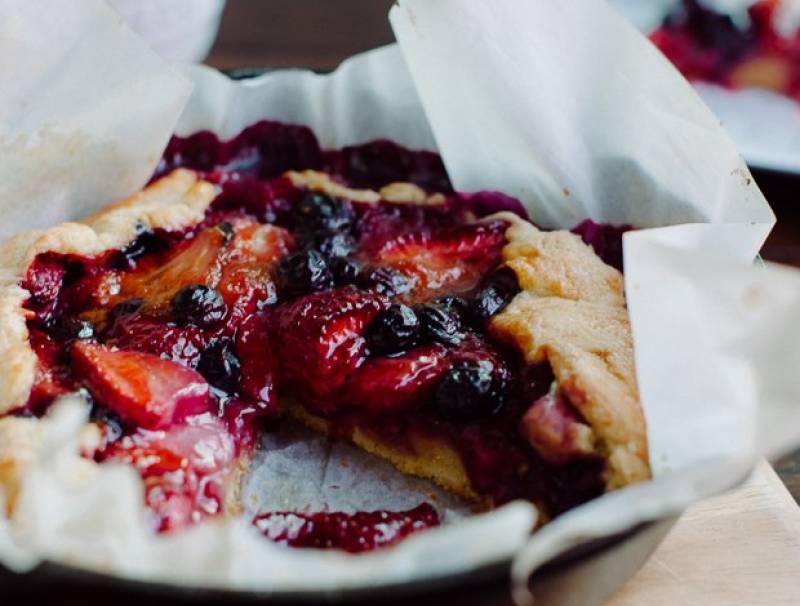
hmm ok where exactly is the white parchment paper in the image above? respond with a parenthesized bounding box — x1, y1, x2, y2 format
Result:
(0, 0, 799, 604)
(609, 0, 800, 174)
(0, 0, 191, 240)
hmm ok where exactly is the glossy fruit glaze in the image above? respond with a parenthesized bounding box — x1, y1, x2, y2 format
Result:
(254, 503, 439, 552)
(13, 120, 627, 547)
(652, 0, 800, 100)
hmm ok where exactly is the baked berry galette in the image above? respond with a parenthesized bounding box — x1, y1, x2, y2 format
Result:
(0, 121, 649, 551)
(652, 0, 800, 100)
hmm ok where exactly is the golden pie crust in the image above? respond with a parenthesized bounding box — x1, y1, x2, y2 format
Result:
(0, 168, 650, 518)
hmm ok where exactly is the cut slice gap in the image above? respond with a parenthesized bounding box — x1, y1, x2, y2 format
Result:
(241, 419, 472, 519)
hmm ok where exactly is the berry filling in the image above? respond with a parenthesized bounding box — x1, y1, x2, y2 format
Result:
(12, 121, 629, 551)
(652, 0, 800, 100)
(253, 503, 440, 553)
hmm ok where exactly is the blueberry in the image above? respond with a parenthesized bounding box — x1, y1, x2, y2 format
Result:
(468, 267, 520, 324)
(329, 257, 363, 285)
(357, 266, 412, 296)
(275, 249, 334, 298)
(296, 191, 354, 232)
(315, 232, 357, 258)
(417, 303, 464, 346)
(170, 285, 227, 327)
(197, 339, 241, 393)
(365, 304, 421, 355)
(89, 404, 125, 444)
(108, 298, 144, 321)
(216, 221, 236, 244)
(50, 317, 94, 342)
(433, 295, 470, 317)
(113, 229, 168, 270)
(434, 360, 506, 422)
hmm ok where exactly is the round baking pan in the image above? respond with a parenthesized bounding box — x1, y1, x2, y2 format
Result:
(1, 66, 679, 605)
(0, 516, 678, 604)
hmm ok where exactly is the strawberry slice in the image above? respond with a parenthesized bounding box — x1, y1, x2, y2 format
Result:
(112, 219, 291, 331)
(24, 329, 75, 414)
(108, 443, 194, 532)
(373, 220, 508, 300)
(107, 419, 235, 475)
(217, 223, 293, 313)
(145, 481, 195, 532)
(103, 415, 237, 532)
(72, 342, 212, 430)
(273, 288, 387, 412)
(116, 218, 279, 312)
(345, 343, 450, 413)
(520, 388, 596, 465)
(108, 443, 188, 476)
(105, 313, 209, 368)
(236, 314, 278, 409)
(118, 225, 226, 309)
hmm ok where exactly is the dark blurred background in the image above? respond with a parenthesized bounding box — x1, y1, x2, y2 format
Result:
(207, 0, 396, 71)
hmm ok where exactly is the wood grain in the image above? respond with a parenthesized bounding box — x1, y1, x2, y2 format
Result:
(607, 460, 800, 605)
